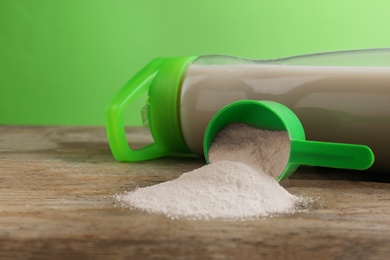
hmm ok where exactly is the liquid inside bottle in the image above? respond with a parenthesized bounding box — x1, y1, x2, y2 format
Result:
(180, 49, 390, 171)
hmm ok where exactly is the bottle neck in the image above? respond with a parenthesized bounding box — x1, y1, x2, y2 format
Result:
(148, 56, 198, 154)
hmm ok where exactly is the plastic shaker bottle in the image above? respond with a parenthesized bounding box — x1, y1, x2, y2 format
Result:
(105, 48, 390, 171)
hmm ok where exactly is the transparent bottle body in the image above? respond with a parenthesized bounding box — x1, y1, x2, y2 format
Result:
(180, 49, 390, 171)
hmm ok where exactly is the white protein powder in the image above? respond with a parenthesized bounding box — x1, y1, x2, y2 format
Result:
(208, 123, 290, 180)
(116, 123, 298, 220)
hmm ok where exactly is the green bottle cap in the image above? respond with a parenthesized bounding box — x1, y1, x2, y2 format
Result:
(105, 56, 197, 161)
(203, 100, 375, 181)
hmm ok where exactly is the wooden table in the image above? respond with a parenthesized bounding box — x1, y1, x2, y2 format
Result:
(1, 126, 389, 259)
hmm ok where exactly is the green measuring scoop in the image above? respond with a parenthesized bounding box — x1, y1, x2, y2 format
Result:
(203, 100, 375, 182)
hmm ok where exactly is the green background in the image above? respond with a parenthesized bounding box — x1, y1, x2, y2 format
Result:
(1, 0, 390, 126)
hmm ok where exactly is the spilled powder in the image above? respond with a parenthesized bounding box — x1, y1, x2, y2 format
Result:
(116, 123, 299, 220)
(208, 123, 290, 180)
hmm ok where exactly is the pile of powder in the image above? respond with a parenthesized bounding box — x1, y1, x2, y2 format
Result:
(208, 123, 290, 180)
(116, 123, 298, 220)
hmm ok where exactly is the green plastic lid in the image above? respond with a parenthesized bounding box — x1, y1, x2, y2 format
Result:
(105, 56, 197, 161)
(203, 100, 375, 181)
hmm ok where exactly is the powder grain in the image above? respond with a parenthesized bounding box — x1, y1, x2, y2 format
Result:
(116, 124, 298, 220)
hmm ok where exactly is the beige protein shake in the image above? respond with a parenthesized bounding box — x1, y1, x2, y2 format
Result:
(180, 62, 390, 171)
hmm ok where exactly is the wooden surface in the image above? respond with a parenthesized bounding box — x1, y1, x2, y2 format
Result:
(1, 126, 390, 260)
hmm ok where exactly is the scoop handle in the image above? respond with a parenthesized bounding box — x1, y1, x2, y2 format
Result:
(289, 140, 374, 170)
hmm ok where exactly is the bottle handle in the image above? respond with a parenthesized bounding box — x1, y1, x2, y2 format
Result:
(105, 59, 168, 161)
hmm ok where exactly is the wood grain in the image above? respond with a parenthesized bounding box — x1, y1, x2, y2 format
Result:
(0, 126, 389, 260)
